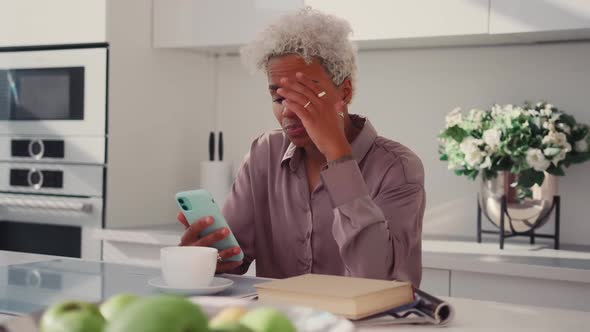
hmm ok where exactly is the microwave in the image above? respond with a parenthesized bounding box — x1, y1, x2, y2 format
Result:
(0, 46, 107, 137)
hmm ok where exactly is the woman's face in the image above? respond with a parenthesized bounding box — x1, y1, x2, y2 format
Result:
(267, 55, 345, 147)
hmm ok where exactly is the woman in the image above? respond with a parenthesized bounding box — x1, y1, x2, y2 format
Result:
(178, 8, 425, 286)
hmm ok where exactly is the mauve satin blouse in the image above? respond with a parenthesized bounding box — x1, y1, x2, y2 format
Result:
(222, 115, 425, 286)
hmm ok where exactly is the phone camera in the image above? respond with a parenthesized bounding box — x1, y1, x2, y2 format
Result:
(181, 204, 188, 210)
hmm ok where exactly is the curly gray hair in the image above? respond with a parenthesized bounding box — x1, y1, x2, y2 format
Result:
(240, 8, 357, 86)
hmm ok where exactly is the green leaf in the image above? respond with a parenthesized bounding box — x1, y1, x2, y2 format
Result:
(546, 165, 565, 176)
(454, 170, 464, 176)
(446, 126, 468, 143)
(517, 187, 533, 200)
(439, 154, 448, 161)
(496, 157, 513, 171)
(518, 169, 545, 188)
(483, 169, 498, 179)
(560, 113, 577, 128)
(571, 125, 588, 141)
(566, 152, 590, 165)
(467, 169, 480, 180)
(510, 165, 523, 174)
(534, 171, 545, 186)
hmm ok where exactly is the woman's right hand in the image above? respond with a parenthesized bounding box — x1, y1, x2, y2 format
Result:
(177, 212, 243, 273)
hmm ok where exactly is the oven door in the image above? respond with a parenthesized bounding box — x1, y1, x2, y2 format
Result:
(0, 191, 102, 257)
(0, 47, 106, 136)
(0, 193, 103, 228)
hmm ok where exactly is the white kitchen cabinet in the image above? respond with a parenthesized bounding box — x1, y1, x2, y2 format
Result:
(153, 0, 590, 51)
(490, 0, 590, 34)
(451, 271, 590, 311)
(0, 0, 106, 47)
(420, 268, 450, 296)
(306, 0, 490, 41)
(153, 0, 302, 51)
(153, 0, 490, 51)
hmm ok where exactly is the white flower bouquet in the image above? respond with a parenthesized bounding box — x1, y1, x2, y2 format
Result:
(439, 102, 590, 198)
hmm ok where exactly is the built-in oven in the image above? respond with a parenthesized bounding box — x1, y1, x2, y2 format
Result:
(0, 44, 108, 260)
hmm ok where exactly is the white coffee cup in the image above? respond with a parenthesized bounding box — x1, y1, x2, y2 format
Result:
(160, 246, 218, 288)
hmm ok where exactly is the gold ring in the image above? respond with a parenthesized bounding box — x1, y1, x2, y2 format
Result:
(337, 112, 345, 118)
(317, 91, 326, 98)
(304, 101, 311, 109)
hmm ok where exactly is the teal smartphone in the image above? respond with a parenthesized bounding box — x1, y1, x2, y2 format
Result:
(175, 189, 244, 262)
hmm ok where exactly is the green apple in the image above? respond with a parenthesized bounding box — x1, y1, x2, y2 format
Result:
(40, 301, 105, 332)
(100, 293, 139, 321)
(104, 295, 208, 332)
(210, 321, 253, 332)
(240, 307, 296, 332)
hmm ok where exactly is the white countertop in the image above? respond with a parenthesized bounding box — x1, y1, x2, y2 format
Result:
(422, 239, 590, 283)
(1, 250, 589, 331)
(91, 224, 182, 246)
(363, 297, 590, 331)
(92, 224, 590, 283)
(0, 250, 62, 267)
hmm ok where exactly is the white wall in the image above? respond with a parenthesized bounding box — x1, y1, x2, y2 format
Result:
(106, 0, 215, 228)
(215, 42, 590, 245)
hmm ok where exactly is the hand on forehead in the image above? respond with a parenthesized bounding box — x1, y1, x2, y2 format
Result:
(267, 55, 334, 87)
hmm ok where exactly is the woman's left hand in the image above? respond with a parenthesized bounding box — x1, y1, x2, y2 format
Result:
(277, 72, 352, 161)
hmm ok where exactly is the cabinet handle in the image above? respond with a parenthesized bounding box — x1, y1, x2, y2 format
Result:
(0, 197, 93, 213)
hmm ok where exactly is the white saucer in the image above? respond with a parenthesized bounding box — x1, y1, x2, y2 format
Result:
(148, 276, 234, 295)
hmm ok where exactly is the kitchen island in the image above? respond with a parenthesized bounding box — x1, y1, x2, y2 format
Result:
(1, 250, 589, 331)
(92, 225, 590, 311)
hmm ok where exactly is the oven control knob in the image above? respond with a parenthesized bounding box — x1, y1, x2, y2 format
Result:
(28, 140, 45, 160)
(27, 169, 44, 190)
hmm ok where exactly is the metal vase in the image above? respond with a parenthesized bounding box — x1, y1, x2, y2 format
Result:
(479, 172, 558, 233)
